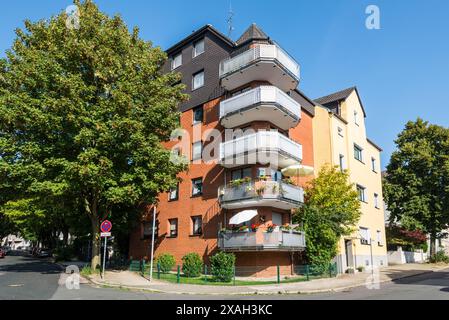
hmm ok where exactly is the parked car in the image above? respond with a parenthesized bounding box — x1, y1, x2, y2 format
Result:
(38, 248, 53, 258)
(0, 248, 6, 258)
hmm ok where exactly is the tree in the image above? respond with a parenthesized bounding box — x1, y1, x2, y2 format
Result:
(0, 0, 187, 268)
(294, 165, 361, 267)
(384, 118, 449, 256)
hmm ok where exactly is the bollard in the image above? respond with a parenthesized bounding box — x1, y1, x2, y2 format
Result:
(177, 265, 181, 284)
(277, 265, 280, 284)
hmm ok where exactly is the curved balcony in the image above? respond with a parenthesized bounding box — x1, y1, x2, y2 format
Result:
(218, 230, 306, 252)
(220, 86, 301, 130)
(219, 44, 300, 91)
(218, 180, 304, 210)
(219, 131, 302, 168)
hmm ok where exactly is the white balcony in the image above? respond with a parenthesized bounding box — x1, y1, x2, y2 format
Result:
(220, 86, 301, 130)
(219, 131, 302, 168)
(219, 44, 300, 91)
(218, 230, 306, 252)
(219, 180, 304, 210)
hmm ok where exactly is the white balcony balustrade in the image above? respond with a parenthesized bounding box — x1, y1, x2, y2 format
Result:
(218, 230, 306, 252)
(219, 131, 302, 168)
(219, 44, 300, 91)
(218, 180, 304, 210)
(220, 86, 301, 130)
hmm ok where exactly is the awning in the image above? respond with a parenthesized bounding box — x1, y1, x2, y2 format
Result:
(282, 164, 314, 177)
(229, 210, 258, 225)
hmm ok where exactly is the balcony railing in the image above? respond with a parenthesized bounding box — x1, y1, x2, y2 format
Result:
(219, 86, 301, 129)
(218, 180, 304, 210)
(219, 131, 302, 168)
(219, 44, 300, 81)
(218, 230, 306, 252)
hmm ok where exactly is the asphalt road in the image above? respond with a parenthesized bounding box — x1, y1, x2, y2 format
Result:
(1, 254, 449, 300)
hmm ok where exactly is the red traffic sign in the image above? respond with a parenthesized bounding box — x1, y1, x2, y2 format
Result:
(100, 220, 112, 233)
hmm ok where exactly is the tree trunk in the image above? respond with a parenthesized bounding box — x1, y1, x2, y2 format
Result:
(90, 215, 100, 270)
(430, 233, 437, 257)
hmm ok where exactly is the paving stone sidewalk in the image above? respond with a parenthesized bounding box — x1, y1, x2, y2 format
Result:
(84, 263, 449, 295)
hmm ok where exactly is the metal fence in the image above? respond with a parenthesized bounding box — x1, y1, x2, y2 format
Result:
(131, 260, 338, 286)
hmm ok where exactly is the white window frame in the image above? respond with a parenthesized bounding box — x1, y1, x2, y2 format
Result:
(169, 183, 179, 201)
(360, 227, 370, 245)
(169, 219, 178, 238)
(193, 39, 205, 58)
(354, 144, 363, 162)
(193, 106, 203, 124)
(357, 184, 366, 203)
(339, 154, 345, 171)
(171, 53, 182, 70)
(377, 230, 383, 246)
(191, 216, 203, 235)
(192, 178, 203, 196)
(192, 70, 204, 90)
(371, 157, 377, 172)
(374, 193, 379, 209)
(192, 141, 202, 161)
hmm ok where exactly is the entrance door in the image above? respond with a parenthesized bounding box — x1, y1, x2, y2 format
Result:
(345, 240, 354, 269)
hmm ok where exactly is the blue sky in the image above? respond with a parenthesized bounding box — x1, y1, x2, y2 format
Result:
(1, 0, 449, 169)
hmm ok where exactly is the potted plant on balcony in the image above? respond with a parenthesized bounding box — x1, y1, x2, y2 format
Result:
(251, 224, 260, 232)
(259, 175, 268, 181)
(266, 224, 277, 233)
(239, 225, 249, 232)
(280, 224, 292, 233)
(282, 177, 295, 185)
(256, 185, 266, 196)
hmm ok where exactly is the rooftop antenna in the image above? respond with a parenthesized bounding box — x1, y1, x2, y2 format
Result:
(226, 1, 235, 38)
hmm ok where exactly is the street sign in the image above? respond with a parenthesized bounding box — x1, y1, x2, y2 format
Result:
(100, 220, 112, 233)
(101, 232, 111, 237)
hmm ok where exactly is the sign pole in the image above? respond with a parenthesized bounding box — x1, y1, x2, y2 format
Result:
(102, 236, 107, 279)
(149, 206, 157, 282)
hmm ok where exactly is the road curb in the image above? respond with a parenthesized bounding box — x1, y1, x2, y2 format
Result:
(82, 267, 447, 296)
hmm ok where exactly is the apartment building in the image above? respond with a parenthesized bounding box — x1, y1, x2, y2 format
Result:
(129, 24, 316, 276)
(313, 87, 388, 273)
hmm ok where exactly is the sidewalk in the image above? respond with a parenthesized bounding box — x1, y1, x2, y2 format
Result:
(84, 263, 449, 295)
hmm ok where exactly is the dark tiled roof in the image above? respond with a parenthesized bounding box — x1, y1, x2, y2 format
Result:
(236, 23, 269, 46)
(314, 87, 356, 105)
(315, 86, 367, 117)
(367, 138, 383, 152)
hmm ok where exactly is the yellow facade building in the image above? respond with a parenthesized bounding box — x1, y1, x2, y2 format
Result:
(313, 87, 388, 273)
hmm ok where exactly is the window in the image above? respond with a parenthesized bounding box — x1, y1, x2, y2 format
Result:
(169, 183, 179, 201)
(357, 185, 366, 202)
(231, 167, 252, 181)
(191, 216, 203, 235)
(193, 39, 205, 57)
(143, 220, 158, 239)
(339, 154, 345, 172)
(371, 157, 377, 172)
(354, 111, 359, 126)
(171, 53, 182, 70)
(338, 126, 344, 137)
(168, 219, 178, 238)
(354, 144, 363, 162)
(192, 70, 204, 90)
(374, 193, 379, 209)
(271, 170, 282, 182)
(192, 178, 203, 196)
(193, 106, 203, 124)
(377, 230, 383, 246)
(192, 141, 202, 161)
(360, 227, 370, 245)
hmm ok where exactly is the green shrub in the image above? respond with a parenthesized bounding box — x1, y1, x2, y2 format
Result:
(430, 250, 449, 263)
(156, 253, 176, 273)
(80, 265, 99, 276)
(210, 252, 235, 282)
(182, 253, 203, 277)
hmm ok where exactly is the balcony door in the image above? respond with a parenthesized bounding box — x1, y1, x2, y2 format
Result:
(272, 212, 283, 227)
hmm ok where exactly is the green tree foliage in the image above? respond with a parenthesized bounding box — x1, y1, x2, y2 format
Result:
(0, 0, 187, 268)
(294, 165, 361, 267)
(384, 118, 449, 256)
